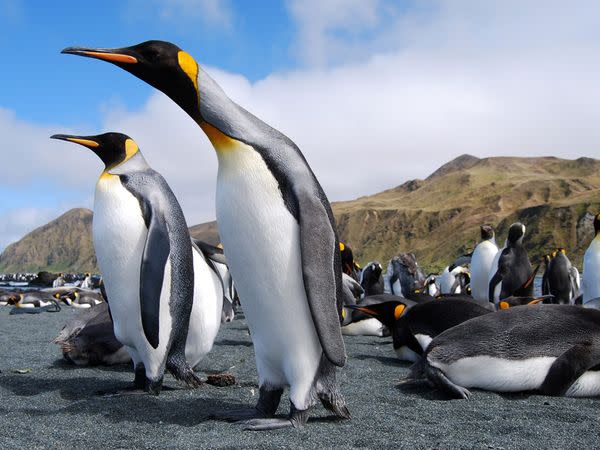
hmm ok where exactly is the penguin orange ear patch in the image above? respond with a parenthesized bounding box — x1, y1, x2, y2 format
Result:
(499, 301, 510, 310)
(178, 51, 199, 91)
(394, 304, 406, 320)
(339, 242, 345, 251)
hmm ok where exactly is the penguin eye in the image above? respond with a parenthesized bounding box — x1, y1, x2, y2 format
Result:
(143, 48, 162, 62)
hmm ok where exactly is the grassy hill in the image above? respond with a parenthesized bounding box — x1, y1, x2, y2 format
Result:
(0, 208, 98, 273)
(1, 155, 598, 273)
(334, 155, 600, 271)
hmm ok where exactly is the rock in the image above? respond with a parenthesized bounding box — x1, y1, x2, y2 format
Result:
(206, 373, 236, 387)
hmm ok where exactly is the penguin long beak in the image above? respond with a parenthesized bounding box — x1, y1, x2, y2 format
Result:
(61, 47, 138, 64)
(346, 305, 379, 317)
(50, 134, 99, 149)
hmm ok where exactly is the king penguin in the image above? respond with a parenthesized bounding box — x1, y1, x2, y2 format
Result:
(349, 298, 491, 362)
(583, 214, 600, 304)
(412, 305, 600, 399)
(51, 132, 222, 393)
(62, 41, 351, 429)
(544, 248, 580, 304)
(488, 222, 534, 303)
(470, 225, 499, 302)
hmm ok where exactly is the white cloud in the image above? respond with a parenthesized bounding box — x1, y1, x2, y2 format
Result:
(2, 1, 600, 252)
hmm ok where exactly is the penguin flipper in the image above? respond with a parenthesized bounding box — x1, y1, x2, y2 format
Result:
(541, 342, 600, 396)
(488, 270, 502, 302)
(140, 206, 171, 349)
(296, 188, 346, 367)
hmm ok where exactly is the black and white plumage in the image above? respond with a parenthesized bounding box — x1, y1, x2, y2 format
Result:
(583, 214, 600, 304)
(360, 261, 384, 296)
(489, 223, 534, 303)
(414, 305, 600, 399)
(385, 254, 426, 298)
(61, 41, 351, 428)
(543, 249, 580, 304)
(349, 298, 491, 362)
(52, 132, 222, 393)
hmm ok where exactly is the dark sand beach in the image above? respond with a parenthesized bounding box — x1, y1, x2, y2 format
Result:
(1, 307, 598, 449)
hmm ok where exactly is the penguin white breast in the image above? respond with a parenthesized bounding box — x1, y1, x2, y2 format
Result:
(93, 174, 172, 369)
(395, 345, 420, 362)
(342, 318, 385, 336)
(185, 248, 223, 368)
(583, 238, 600, 303)
(439, 269, 455, 294)
(430, 355, 556, 391)
(414, 333, 432, 351)
(471, 241, 499, 302)
(215, 145, 322, 395)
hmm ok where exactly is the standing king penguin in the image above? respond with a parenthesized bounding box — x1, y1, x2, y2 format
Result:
(489, 223, 534, 303)
(583, 214, 600, 304)
(470, 225, 499, 302)
(51, 132, 221, 393)
(62, 41, 350, 430)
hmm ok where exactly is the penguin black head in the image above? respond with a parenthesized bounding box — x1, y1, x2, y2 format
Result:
(50, 132, 140, 171)
(346, 301, 406, 328)
(480, 224, 494, 241)
(62, 41, 202, 123)
(594, 213, 600, 235)
(507, 222, 526, 245)
(364, 262, 382, 279)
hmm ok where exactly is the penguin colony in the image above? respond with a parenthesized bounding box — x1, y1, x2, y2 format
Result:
(4, 38, 595, 430)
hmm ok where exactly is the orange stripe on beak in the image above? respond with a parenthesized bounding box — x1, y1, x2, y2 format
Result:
(66, 138, 100, 148)
(80, 51, 137, 64)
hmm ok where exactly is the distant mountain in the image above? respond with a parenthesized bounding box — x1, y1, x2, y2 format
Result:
(334, 155, 600, 271)
(0, 208, 97, 273)
(1, 155, 598, 273)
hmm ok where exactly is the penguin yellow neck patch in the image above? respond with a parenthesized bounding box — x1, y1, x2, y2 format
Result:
(200, 122, 240, 152)
(394, 304, 406, 320)
(178, 51, 199, 91)
(124, 138, 139, 161)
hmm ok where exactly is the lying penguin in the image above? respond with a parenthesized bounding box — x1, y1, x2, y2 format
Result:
(411, 305, 600, 399)
(55, 302, 131, 365)
(13, 291, 58, 308)
(62, 290, 104, 308)
(348, 299, 491, 362)
(341, 294, 409, 337)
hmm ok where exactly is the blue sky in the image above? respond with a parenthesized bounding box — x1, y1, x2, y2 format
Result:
(1, 0, 599, 252)
(0, 0, 294, 127)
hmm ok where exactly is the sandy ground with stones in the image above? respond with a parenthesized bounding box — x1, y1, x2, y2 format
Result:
(1, 306, 599, 449)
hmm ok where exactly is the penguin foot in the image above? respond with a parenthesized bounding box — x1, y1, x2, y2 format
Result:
(242, 405, 309, 431)
(241, 418, 295, 431)
(426, 365, 471, 399)
(318, 394, 351, 419)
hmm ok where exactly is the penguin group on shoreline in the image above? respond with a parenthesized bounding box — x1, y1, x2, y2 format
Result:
(1, 37, 597, 431)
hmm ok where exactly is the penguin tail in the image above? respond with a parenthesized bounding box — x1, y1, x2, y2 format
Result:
(166, 356, 203, 388)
